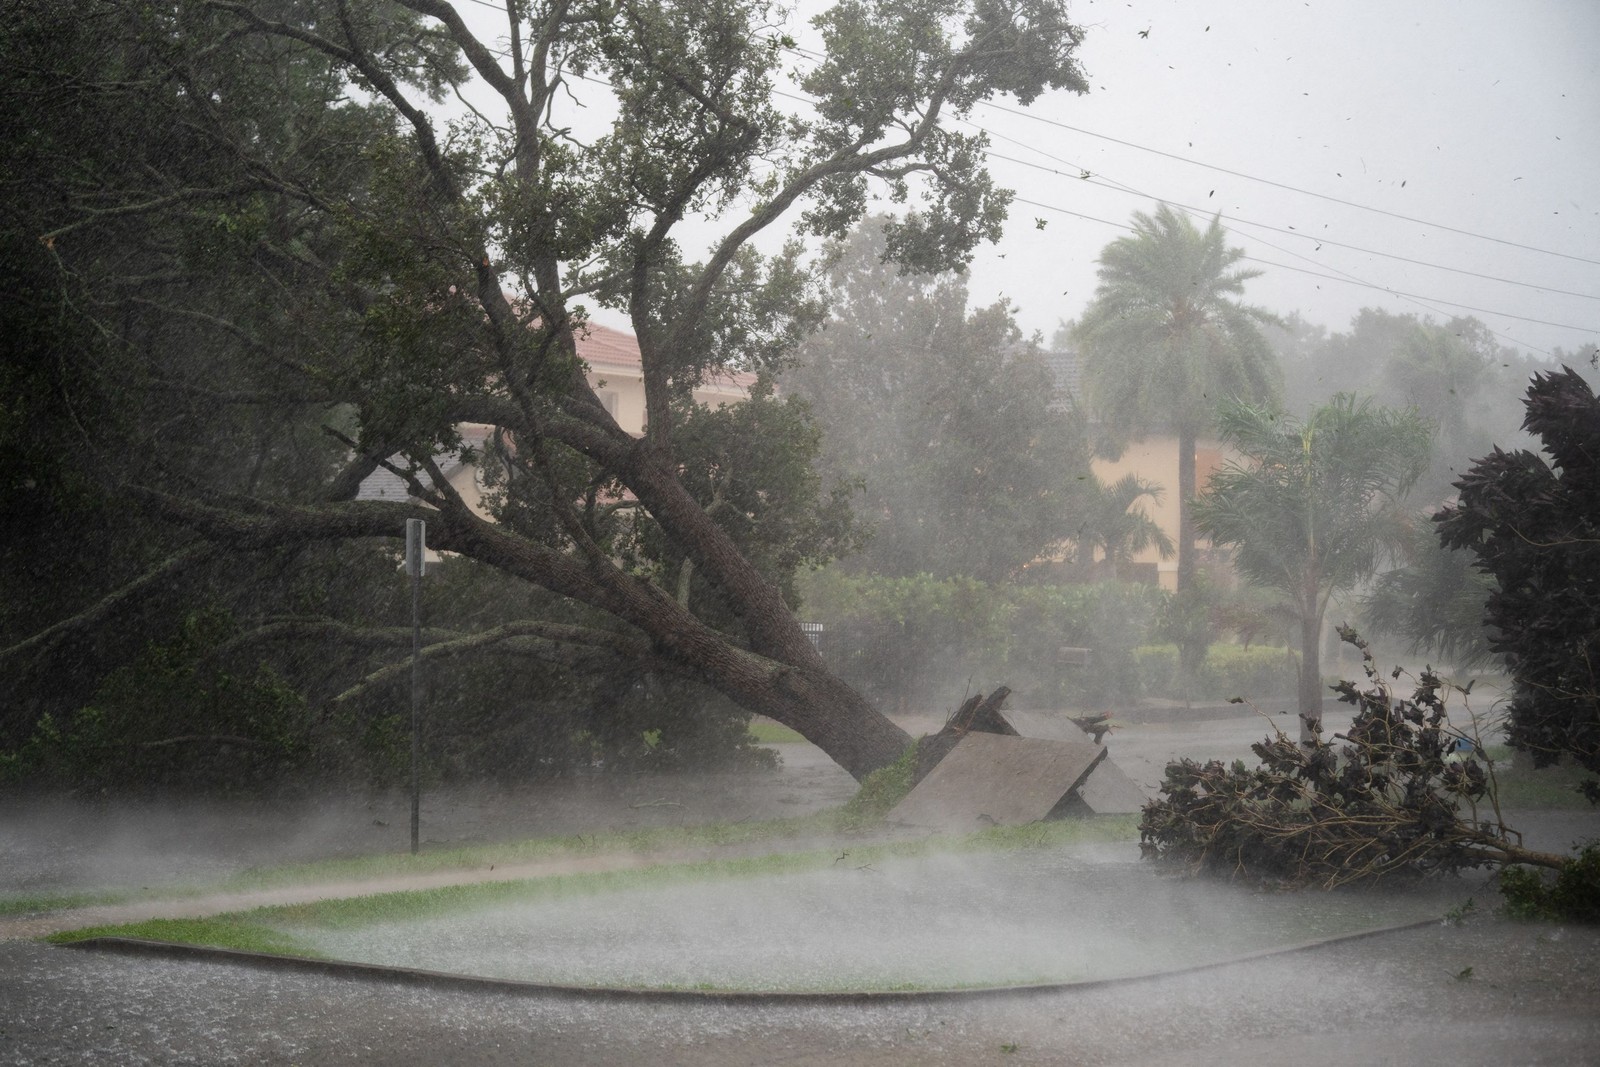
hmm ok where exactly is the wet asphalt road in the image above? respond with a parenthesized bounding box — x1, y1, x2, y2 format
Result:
(4, 918, 1599, 1066)
(4, 706, 1599, 1065)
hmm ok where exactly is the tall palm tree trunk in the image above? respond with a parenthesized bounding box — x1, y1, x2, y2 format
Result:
(1177, 423, 1197, 593)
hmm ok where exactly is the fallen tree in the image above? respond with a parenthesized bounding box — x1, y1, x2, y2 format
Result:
(3, 0, 1091, 781)
(1140, 628, 1568, 889)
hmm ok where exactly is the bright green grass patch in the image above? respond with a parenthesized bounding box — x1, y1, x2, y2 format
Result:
(50, 816, 1139, 950)
(746, 720, 807, 744)
(838, 743, 919, 828)
(48, 916, 318, 955)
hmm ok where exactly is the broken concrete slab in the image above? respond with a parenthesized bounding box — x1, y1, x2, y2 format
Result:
(1004, 709, 1101, 743)
(888, 732, 1106, 831)
(1070, 758, 1150, 814)
(995, 709, 1147, 812)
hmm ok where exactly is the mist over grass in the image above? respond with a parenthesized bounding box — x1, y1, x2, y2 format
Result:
(53, 834, 1475, 993)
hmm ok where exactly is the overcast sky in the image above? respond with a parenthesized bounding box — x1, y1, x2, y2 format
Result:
(952, 0, 1600, 358)
(456, 0, 1600, 360)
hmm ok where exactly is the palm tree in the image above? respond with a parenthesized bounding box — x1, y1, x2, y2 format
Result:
(1072, 204, 1281, 594)
(1071, 473, 1174, 580)
(1194, 395, 1433, 744)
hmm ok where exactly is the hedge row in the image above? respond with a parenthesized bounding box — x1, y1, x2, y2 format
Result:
(798, 572, 1298, 710)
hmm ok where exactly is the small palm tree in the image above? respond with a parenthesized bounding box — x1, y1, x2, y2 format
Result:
(1073, 204, 1281, 595)
(1194, 395, 1433, 744)
(1071, 473, 1174, 580)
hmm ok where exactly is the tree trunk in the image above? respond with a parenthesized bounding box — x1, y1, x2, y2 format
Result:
(1298, 595, 1323, 747)
(1177, 423, 1197, 593)
(735, 666, 913, 782)
(131, 487, 915, 783)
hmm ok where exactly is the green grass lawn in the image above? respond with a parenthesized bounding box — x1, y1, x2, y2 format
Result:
(2, 790, 1138, 920)
(0, 809, 843, 918)
(746, 719, 807, 744)
(1482, 747, 1597, 810)
(46, 816, 1141, 952)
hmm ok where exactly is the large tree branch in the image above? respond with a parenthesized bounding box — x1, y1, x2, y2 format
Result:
(123, 486, 797, 693)
(665, 114, 947, 364)
(330, 618, 672, 704)
(0, 543, 221, 666)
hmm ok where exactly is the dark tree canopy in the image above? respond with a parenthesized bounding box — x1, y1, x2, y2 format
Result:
(1436, 368, 1600, 789)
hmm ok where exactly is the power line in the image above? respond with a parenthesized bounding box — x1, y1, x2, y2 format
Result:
(455, 18, 1599, 282)
(453, 15, 1599, 271)
(1011, 197, 1591, 336)
(977, 125, 1586, 349)
(402, 14, 1595, 346)
(980, 145, 1600, 304)
(977, 99, 1600, 269)
(777, 39, 1600, 271)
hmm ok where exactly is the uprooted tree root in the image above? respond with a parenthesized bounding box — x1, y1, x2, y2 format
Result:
(1140, 627, 1567, 890)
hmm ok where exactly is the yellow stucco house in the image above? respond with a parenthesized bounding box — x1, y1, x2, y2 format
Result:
(1044, 347, 1233, 590)
(1089, 436, 1231, 590)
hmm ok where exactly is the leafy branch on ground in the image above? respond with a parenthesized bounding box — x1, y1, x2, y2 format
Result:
(1140, 627, 1570, 889)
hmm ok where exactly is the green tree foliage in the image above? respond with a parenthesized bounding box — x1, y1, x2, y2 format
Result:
(1194, 396, 1432, 743)
(787, 219, 1092, 581)
(1267, 310, 1592, 676)
(1272, 308, 1555, 504)
(1362, 523, 1497, 670)
(1072, 204, 1281, 597)
(2, 609, 310, 792)
(1436, 368, 1600, 794)
(0, 0, 414, 748)
(1499, 843, 1600, 923)
(799, 571, 1160, 709)
(2, 0, 1093, 783)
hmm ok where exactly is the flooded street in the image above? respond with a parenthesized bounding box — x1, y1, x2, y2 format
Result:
(4, 708, 1598, 1064)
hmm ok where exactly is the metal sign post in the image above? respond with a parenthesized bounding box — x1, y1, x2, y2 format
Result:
(405, 518, 426, 855)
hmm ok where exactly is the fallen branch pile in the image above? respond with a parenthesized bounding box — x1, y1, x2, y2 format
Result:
(1140, 627, 1566, 888)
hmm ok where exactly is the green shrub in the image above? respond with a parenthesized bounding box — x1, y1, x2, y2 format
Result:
(1499, 843, 1600, 923)
(798, 571, 1161, 708)
(2, 608, 311, 793)
(1134, 642, 1298, 702)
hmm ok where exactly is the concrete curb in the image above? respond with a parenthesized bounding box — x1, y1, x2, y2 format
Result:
(61, 916, 1443, 1005)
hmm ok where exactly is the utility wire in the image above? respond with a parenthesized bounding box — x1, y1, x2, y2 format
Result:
(977, 100, 1600, 269)
(976, 121, 1586, 347)
(1011, 197, 1586, 337)
(980, 144, 1600, 303)
(407, 11, 1596, 346)
(780, 38, 1599, 270)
